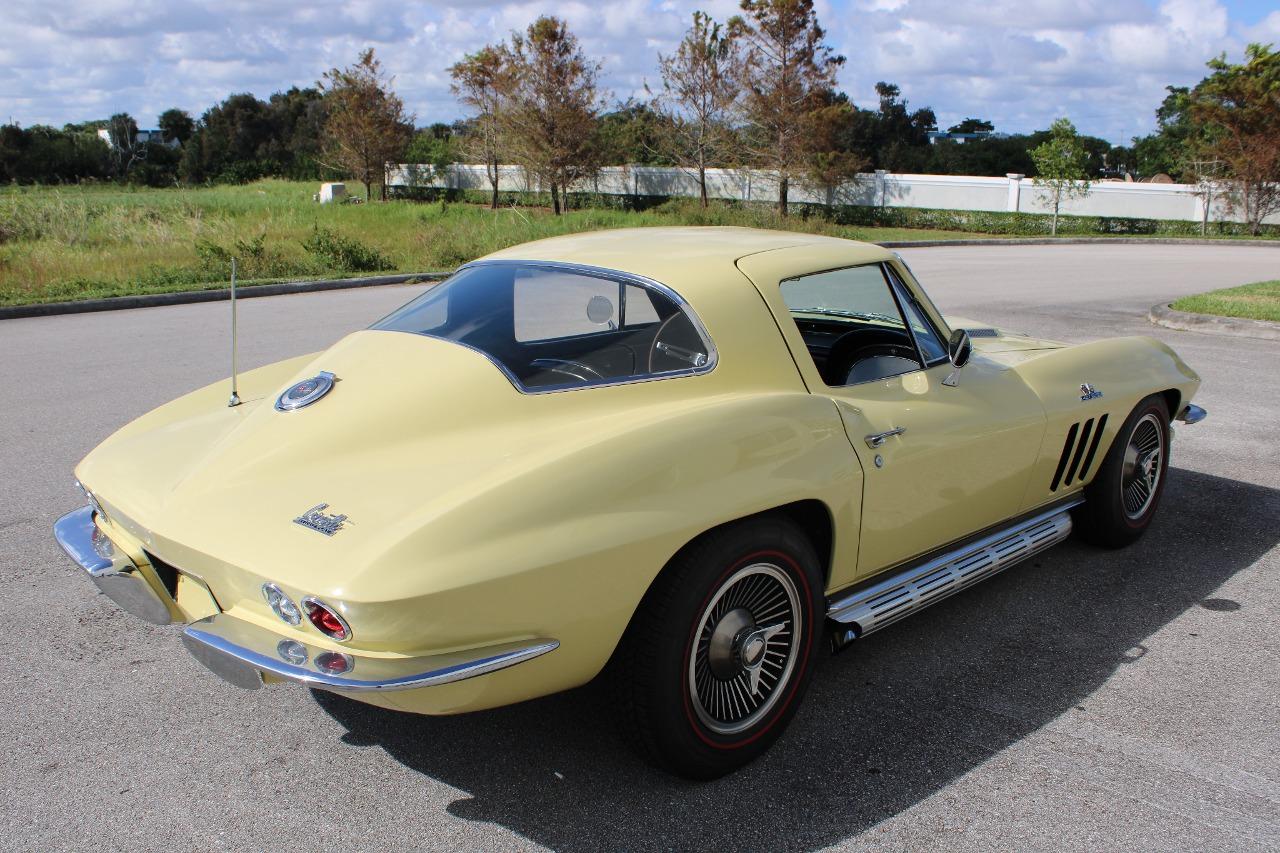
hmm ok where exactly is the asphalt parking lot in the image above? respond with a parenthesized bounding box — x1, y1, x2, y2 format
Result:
(1, 243, 1277, 851)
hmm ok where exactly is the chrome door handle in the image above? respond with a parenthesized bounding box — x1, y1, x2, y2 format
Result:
(865, 427, 906, 448)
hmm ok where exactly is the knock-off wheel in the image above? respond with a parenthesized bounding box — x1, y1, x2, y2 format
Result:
(611, 517, 823, 779)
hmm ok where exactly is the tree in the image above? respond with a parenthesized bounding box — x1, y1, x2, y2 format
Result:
(0, 123, 111, 183)
(1130, 86, 1198, 180)
(502, 16, 605, 215)
(402, 122, 460, 189)
(450, 46, 513, 209)
(1030, 117, 1092, 236)
(319, 48, 414, 201)
(596, 101, 671, 166)
(948, 117, 994, 134)
(801, 89, 867, 208)
(264, 87, 329, 179)
(106, 112, 145, 177)
(870, 82, 936, 172)
(1188, 44, 1280, 236)
(652, 11, 742, 206)
(731, 0, 844, 216)
(158, 108, 195, 145)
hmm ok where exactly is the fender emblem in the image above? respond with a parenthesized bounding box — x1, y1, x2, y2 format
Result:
(1080, 383, 1104, 402)
(293, 503, 348, 536)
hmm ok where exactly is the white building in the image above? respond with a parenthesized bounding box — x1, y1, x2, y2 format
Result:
(96, 128, 179, 149)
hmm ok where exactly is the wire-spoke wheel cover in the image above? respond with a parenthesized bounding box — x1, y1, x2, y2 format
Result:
(687, 562, 801, 736)
(1121, 412, 1164, 520)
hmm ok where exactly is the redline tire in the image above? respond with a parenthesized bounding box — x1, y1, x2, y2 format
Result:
(611, 517, 824, 779)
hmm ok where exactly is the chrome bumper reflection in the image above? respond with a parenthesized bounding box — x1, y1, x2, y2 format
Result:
(54, 506, 172, 625)
(1176, 403, 1207, 425)
(181, 612, 559, 693)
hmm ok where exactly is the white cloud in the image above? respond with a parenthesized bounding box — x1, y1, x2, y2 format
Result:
(0, 0, 1259, 142)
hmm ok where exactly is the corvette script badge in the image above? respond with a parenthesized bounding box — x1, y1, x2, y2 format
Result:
(293, 503, 348, 536)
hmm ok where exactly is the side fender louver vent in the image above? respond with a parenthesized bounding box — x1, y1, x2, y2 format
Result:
(1050, 414, 1108, 492)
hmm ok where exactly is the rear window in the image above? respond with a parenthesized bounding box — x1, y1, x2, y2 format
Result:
(371, 262, 715, 392)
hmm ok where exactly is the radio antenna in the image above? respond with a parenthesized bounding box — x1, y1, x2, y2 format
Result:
(228, 257, 241, 407)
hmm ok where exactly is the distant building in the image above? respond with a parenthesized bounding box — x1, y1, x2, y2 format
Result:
(926, 131, 1010, 144)
(96, 128, 179, 149)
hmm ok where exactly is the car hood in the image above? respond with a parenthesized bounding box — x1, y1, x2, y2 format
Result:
(76, 330, 594, 602)
(947, 316, 1067, 355)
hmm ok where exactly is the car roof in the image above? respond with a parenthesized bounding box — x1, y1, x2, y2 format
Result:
(477, 227, 894, 297)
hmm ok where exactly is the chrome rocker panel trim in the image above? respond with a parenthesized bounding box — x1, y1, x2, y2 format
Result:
(827, 500, 1082, 637)
(54, 506, 173, 625)
(1176, 403, 1207, 425)
(181, 612, 559, 693)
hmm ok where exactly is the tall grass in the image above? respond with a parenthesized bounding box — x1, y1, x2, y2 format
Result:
(0, 181, 985, 306)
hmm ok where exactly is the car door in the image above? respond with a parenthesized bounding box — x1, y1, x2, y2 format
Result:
(738, 248, 1046, 580)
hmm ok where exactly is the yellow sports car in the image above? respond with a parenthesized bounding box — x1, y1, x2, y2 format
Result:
(55, 228, 1206, 778)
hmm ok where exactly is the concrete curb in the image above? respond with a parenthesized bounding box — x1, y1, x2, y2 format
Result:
(2, 237, 1277, 320)
(1149, 302, 1280, 342)
(0, 272, 450, 321)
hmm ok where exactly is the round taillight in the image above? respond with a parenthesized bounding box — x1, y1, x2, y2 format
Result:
(315, 651, 354, 675)
(262, 583, 302, 625)
(303, 597, 351, 641)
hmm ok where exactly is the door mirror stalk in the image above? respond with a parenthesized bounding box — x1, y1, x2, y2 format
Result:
(943, 329, 971, 387)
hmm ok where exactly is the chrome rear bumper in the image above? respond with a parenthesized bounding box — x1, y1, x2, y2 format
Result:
(54, 506, 172, 625)
(182, 614, 559, 693)
(57, 506, 558, 695)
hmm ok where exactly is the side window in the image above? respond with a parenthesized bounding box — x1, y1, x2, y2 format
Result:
(886, 268, 947, 363)
(373, 263, 715, 392)
(780, 264, 924, 387)
(514, 268, 619, 342)
(622, 284, 661, 327)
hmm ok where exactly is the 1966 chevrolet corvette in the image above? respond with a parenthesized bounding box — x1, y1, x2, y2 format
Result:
(56, 227, 1205, 778)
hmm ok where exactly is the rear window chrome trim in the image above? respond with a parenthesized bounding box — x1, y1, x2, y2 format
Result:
(382, 259, 719, 396)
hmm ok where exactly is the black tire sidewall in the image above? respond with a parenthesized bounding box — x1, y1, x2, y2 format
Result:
(630, 519, 823, 779)
(1079, 395, 1171, 546)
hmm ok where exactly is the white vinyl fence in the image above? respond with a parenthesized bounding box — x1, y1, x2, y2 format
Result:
(387, 164, 1277, 225)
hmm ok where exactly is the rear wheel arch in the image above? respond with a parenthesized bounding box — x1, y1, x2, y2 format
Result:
(609, 500, 835, 661)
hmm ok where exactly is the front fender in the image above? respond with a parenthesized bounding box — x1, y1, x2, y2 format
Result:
(1012, 336, 1200, 510)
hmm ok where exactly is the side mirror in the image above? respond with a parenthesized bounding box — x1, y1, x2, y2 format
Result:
(947, 328, 972, 368)
(943, 329, 971, 387)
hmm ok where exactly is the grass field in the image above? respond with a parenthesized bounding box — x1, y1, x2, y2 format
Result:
(1172, 280, 1280, 323)
(0, 180, 1004, 307)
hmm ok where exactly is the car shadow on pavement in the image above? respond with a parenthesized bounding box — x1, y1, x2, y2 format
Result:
(314, 467, 1278, 851)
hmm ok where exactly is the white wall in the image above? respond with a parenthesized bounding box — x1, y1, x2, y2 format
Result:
(386, 164, 1276, 225)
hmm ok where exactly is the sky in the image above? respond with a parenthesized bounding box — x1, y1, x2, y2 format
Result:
(2, 0, 1278, 145)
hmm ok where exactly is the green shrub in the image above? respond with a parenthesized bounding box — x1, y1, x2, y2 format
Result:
(302, 225, 391, 273)
(195, 233, 313, 280)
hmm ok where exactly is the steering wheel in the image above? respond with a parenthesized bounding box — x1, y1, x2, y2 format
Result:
(528, 358, 605, 384)
(825, 328, 919, 386)
(648, 312, 708, 374)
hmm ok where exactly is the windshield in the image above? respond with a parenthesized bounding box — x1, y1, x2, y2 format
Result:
(371, 262, 716, 392)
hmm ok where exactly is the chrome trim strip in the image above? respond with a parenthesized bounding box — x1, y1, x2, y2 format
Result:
(181, 613, 558, 693)
(374, 259, 719, 396)
(1176, 403, 1207, 425)
(54, 506, 173, 625)
(827, 500, 1082, 636)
